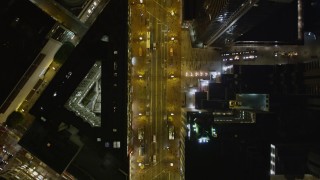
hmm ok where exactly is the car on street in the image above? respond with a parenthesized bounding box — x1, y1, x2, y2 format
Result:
(169, 47, 173, 56)
(168, 125, 174, 140)
(138, 128, 144, 141)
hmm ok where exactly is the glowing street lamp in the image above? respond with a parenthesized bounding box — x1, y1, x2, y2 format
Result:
(170, 10, 175, 16)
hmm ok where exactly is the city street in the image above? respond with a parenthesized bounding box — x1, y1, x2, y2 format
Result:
(129, 0, 182, 179)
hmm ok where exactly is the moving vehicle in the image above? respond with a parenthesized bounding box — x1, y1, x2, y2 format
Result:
(138, 128, 144, 141)
(169, 125, 174, 140)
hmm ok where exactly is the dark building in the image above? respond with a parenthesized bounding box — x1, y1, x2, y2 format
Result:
(187, 0, 304, 47)
(185, 121, 271, 180)
(270, 143, 320, 178)
(194, 91, 207, 109)
(208, 82, 226, 100)
(185, 61, 320, 179)
(222, 64, 305, 97)
(19, 121, 81, 174)
(307, 148, 320, 178)
(0, 0, 55, 110)
(304, 0, 320, 37)
(304, 60, 320, 109)
(16, 0, 129, 179)
(201, 100, 229, 110)
(232, 65, 275, 94)
(182, 0, 203, 21)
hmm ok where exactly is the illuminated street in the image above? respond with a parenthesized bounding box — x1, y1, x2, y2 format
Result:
(129, 0, 183, 179)
(2, 0, 320, 179)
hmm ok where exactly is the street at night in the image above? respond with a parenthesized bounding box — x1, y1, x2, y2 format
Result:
(1, 0, 320, 180)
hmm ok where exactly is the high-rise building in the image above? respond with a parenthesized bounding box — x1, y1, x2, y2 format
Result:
(1, 0, 129, 179)
(187, 0, 304, 47)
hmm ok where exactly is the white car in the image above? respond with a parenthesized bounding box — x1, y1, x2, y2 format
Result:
(153, 42, 156, 50)
(169, 47, 173, 56)
(153, 135, 156, 143)
(168, 125, 174, 140)
(138, 128, 144, 141)
(139, 146, 145, 156)
(153, 155, 156, 163)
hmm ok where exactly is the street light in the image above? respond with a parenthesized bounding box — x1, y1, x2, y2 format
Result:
(170, 10, 175, 16)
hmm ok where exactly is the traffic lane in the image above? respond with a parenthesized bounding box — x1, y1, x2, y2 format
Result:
(149, 15, 167, 178)
(151, 5, 169, 177)
(144, 14, 159, 177)
(130, 0, 182, 177)
(155, 19, 164, 154)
